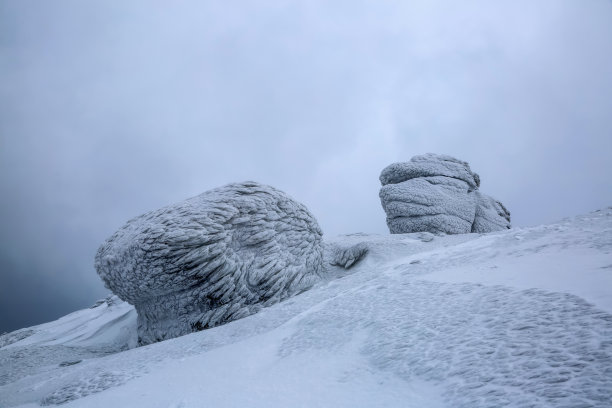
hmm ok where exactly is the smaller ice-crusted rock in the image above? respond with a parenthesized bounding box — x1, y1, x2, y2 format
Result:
(379, 154, 510, 234)
(379, 175, 477, 234)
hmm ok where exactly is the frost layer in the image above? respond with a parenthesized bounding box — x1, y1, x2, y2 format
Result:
(95, 181, 325, 345)
(379, 153, 511, 234)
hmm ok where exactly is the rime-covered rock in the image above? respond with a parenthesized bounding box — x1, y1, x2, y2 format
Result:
(96, 181, 365, 345)
(327, 241, 369, 269)
(379, 154, 510, 234)
(380, 154, 479, 190)
(473, 192, 511, 233)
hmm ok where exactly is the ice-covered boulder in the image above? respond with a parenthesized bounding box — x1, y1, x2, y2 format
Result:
(473, 191, 511, 233)
(379, 154, 510, 234)
(95, 181, 365, 345)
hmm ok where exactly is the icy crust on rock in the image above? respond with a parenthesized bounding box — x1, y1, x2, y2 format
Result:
(95, 181, 326, 345)
(473, 191, 511, 233)
(380, 154, 479, 189)
(380, 176, 477, 234)
(379, 153, 511, 234)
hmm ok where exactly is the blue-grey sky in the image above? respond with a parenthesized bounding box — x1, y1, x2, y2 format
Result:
(1, 0, 611, 333)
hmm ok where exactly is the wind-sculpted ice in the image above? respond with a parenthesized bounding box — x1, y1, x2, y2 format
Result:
(95, 181, 366, 345)
(379, 153, 511, 234)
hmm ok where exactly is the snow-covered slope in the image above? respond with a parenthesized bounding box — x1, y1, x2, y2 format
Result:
(1, 208, 611, 407)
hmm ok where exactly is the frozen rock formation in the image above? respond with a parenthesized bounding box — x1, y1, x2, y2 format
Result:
(96, 181, 365, 345)
(379, 154, 510, 234)
(473, 191, 511, 233)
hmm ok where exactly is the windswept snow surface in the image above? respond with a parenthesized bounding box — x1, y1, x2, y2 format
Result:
(1, 208, 611, 407)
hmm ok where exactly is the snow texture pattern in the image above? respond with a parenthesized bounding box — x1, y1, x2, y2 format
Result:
(379, 153, 510, 234)
(281, 280, 612, 408)
(96, 181, 364, 345)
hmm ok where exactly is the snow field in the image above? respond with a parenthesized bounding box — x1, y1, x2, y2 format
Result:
(1, 208, 610, 407)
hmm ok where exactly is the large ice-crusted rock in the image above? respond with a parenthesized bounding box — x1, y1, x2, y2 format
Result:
(95, 181, 366, 345)
(379, 154, 510, 234)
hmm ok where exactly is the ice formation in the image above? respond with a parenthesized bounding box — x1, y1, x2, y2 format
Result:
(379, 154, 511, 234)
(95, 181, 365, 345)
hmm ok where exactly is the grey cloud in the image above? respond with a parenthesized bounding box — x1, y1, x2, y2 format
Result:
(1, 0, 611, 332)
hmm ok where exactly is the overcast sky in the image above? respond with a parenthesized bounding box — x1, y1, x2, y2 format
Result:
(1, 0, 611, 333)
